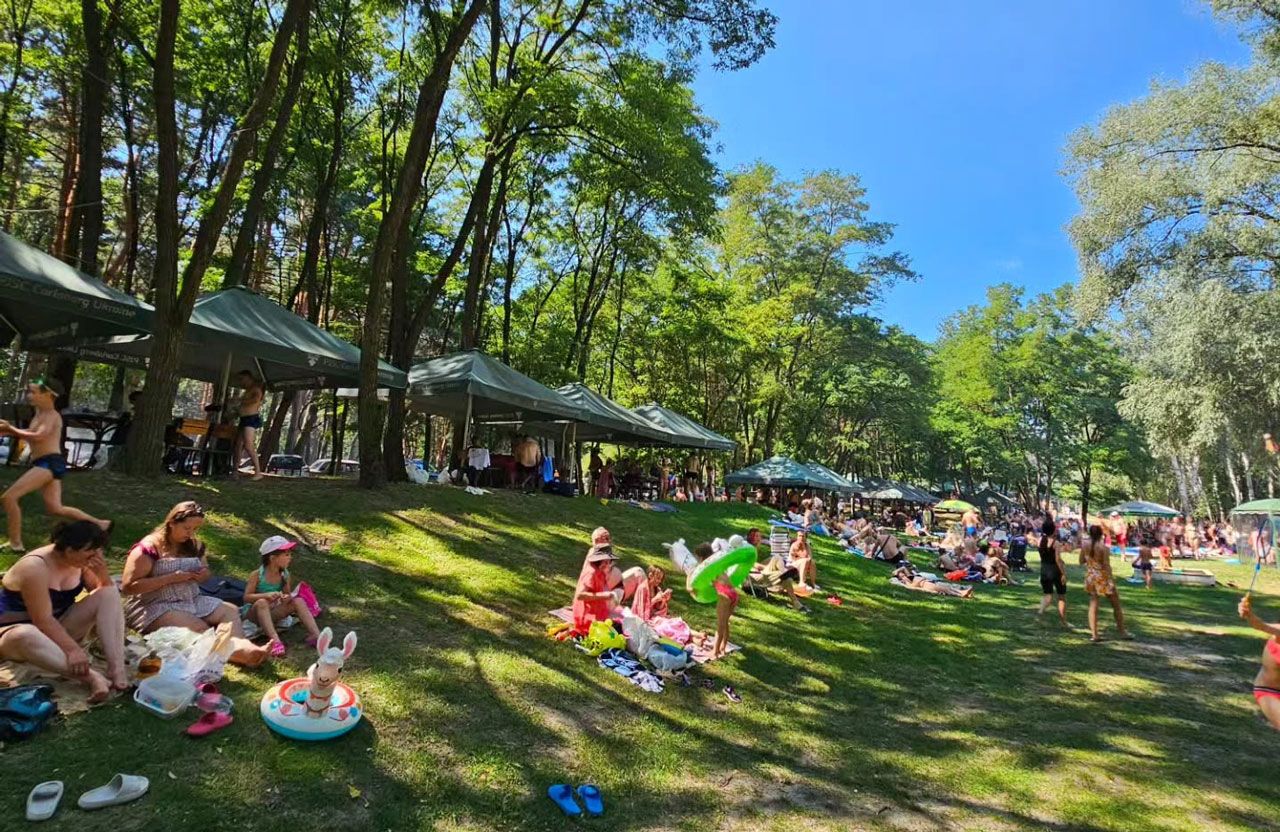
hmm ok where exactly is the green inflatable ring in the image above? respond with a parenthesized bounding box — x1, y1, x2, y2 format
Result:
(688, 545, 757, 604)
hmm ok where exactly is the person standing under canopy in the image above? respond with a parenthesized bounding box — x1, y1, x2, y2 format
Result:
(514, 435, 541, 491)
(231, 370, 265, 481)
(0, 380, 112, 553)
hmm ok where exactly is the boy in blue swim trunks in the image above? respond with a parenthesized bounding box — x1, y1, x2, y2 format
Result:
(0, 379, 112, 552)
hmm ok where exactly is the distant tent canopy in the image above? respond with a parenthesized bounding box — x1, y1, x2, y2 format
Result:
(631, 404, 735, 452)
(867, 482, 938, 504)
(522, 383, 679, 445)
(0, 229, 151, 348)
(848, 477, 936, 503)
(1098, 500, 1180, 518)
(59, 286, 406, 390)
(1230, 498, 1280, 515)
(964, 487, 1020, 510)
(725, 456, 838, 490)
(802, 462, 857, 493)
(405, 350, 580, 424)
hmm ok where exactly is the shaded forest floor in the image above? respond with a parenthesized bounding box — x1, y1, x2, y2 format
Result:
(1, 471, 1278, 831)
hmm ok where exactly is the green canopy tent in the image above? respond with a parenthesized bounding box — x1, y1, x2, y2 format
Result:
(803, 462, 857, 493)
(866, 482, 938, 504)
(964, 487, 1020, 511)
(1229, 499, 1280, 566)
(405, 350, 584, 449)
(522, 383, 679, 445)
(724, 455, 831, 489)
(632, 403, 735, 452)
(0, 230, 151, 348)
(60, 286, 406, 390)
(1099, 500, 1180, 518)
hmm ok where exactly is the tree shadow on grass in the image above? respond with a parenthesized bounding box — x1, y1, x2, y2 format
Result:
(3, 474, 1280, 831)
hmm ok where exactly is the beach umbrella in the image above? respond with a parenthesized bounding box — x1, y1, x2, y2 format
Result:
(934, 499, 977, 512)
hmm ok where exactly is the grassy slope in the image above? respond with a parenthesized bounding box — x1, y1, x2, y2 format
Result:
(1, 472, 1278, 832)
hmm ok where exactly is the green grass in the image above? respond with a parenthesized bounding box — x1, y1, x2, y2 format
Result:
(2, 471, 1279, 831)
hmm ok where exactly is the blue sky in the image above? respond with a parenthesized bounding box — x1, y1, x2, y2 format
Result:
(691, 0, 1250, 340)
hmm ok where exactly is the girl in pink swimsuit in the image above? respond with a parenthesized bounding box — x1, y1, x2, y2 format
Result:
(692, 543, 738, 659)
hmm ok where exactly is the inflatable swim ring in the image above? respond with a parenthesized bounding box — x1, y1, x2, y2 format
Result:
(687, 545, 757, 604)
(260, 677, 361, 741)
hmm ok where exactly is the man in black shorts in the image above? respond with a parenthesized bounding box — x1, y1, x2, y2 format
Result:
(232, 370, 265, 480)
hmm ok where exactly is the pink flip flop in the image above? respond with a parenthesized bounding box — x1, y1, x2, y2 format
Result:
(268, 639, 286, 657)
(185, 711, 233, 737)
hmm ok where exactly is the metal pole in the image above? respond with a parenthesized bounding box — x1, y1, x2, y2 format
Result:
(461, 393, 473, 451)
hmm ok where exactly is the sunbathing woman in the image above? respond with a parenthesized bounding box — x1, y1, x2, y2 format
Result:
(790, 530, 820, 592)
(892, 564, 973, 598)
(1080, 524, 1131, 642)
(0, 521, 126, 700)
(1238, 595, 1280, 730)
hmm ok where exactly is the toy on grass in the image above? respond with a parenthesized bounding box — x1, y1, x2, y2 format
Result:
(260, 628, 361, 741)
(665, 536, 757, 604)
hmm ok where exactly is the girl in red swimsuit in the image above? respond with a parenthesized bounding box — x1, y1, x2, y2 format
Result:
(1239, 596, 1280, 729)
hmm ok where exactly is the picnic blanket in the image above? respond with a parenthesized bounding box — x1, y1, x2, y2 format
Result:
(547, 608, 739, 663)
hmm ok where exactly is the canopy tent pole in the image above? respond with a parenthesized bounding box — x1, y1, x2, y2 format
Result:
(461, 392, 474, 451)
(327, 388, 338, 475)
(568, 422, 578, 491)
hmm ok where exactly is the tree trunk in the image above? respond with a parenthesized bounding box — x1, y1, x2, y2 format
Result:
(258, 390, 295, 460)
(119, 0, 180, 476)
(122, 0, 307, 475)
(1225, 447, 1244, 507)
(357, 0, 487, 489)
(291, 394, 318, 456)
(223, 12, 310, 288)
(1079, 465, 1091, 528)
(0, 0, 34, 202)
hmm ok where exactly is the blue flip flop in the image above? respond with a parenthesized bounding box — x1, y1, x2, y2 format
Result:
(547, 784, 582, 817)
(576, 784, 605, 817)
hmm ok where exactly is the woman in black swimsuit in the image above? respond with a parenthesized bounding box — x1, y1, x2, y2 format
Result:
(1037, 518, 1070, 627)
(0, 521, 126, 701)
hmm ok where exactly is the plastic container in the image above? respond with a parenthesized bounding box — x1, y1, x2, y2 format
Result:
(133, 674, 195, 718)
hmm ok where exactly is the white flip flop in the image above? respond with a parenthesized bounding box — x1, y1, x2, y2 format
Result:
(26, 781, 63, 821)
(77, 774, 149, 810)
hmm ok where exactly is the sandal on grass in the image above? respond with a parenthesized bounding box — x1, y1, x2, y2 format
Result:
(576, 784, 605, 817)
(26, 781, 63, 821)
(77, 774, 149, 810)
(547, 784, 582, 817)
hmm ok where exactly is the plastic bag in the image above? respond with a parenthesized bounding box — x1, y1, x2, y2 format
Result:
(646, 645, 690, 672)
(622, 612, 658, 657)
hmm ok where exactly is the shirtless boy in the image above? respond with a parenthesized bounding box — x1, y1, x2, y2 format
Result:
(0, 380, 112, 551)
(232, 370, 265, 480)
(1238, 596, 1280, 730)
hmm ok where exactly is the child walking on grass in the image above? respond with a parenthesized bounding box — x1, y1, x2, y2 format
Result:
(243, 535, 321, 656)
(690, 542, 737, 659)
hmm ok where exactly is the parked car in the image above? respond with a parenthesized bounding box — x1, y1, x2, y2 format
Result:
(266, 454, 305, 476)
(307, 458, 359, 476)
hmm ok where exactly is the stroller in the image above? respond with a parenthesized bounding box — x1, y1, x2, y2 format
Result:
(1005, 526, 1030, 571)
